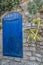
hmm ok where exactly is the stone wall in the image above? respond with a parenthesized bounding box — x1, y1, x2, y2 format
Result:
(22, 14, 43, 65)
(0, 1, 43, 64)
(0, 13, 43, 65)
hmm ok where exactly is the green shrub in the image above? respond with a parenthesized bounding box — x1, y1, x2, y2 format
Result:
(27, 0, 43, 14)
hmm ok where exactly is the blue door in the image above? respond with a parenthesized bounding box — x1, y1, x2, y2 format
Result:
(2, 12, 23, 58)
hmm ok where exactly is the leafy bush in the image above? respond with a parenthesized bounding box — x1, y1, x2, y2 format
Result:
(0, 0, 19, 16)
(27, 2, 38, 14)
(27, 0, 43, 14)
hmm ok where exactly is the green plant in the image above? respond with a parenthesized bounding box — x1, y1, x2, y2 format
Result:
(26, 0, 43, 41)
(27, 0, 43, 14)
(26, 16, 32, 22)
(33, 0, 43, 8)
(25, 17, 41, 41)
(27, 2, 38, 14)
(0, 0, 20, 16)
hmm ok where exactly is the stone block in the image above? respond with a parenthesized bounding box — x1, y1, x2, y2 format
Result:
(36, 57, 41, 62)
(13, 58, 22, 62)
(28, 43, 36, 47)
(29, 47, 36, 51)
(26, 51, 32, 57)
(35, 54, 42, 58)
(40, 49, 43, 54)
(41, 58, 43, 62)
(23, 46, 30, 51)
(23, 32, 27, 38)
(23, 38, 26, 43)
(40, 63, 43, 65)
(1, 60, 10, 65)
(32, 51, 36, 56)
(29, 56, 36, 61)
(40, 46, 43, 49)
(23, 43, 28, 47)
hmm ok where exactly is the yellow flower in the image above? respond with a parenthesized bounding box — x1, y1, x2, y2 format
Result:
(37, 17, 41, 21)
(32, 19, 36, 22)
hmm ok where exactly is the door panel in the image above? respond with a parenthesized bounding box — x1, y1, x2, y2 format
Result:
(3, 19, 23, 58)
